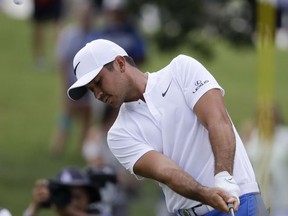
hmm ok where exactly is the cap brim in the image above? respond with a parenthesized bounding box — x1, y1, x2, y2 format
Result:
(67, 66, 103, 101)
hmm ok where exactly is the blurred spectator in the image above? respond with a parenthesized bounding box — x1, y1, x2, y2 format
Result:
(275, 0, 288, 49)
(31, 0, 64, 68)
(50, 0, 95, 156)
(82, 106, 140, 216)
(87, 0, 147, 131)
(246, 0, 288, 48)
(241, 103, 288, 216)
(81, 2, 147, 214)
(89, 0, 146, 65)
(80, 1, 147, 215)
(22, 167, 101, 216)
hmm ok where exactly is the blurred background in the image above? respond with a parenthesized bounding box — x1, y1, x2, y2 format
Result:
(0, 0, 287, 215)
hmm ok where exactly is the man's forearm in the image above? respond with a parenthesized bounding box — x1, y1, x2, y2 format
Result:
(134, 150, 209, 202)
(163, 167, 209, 203)
(162, 167, 237, 212)
(208, 121, 236, 175)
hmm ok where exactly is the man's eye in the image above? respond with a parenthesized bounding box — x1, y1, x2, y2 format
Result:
(94, 79, 100, 87)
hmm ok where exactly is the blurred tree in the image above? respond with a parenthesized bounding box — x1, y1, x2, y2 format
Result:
(127, 0, 254, 59)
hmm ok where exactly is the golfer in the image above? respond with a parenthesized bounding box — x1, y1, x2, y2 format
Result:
(67, 39, 269, 216)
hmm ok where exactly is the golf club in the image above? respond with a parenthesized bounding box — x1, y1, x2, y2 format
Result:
(228, 203, 235, 216)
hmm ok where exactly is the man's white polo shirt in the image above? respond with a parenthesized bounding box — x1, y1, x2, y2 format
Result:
(108, 55, 259, 213)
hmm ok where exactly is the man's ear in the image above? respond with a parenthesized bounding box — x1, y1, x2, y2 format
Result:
(115, 56, 126, 73)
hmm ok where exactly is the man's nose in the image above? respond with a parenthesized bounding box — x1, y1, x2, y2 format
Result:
(94, 88, 103, 100)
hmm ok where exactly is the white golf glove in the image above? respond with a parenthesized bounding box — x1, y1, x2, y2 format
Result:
(214, 171, 240, 204)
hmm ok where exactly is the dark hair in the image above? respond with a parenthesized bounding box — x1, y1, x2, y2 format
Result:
(104, 56, 136, 71)
(124, 56, 137, 67)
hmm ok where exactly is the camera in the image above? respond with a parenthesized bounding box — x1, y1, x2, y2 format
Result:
(40, 166, 117, 209)
(86, 166, 117, 188)
(40, 181, 73, 208)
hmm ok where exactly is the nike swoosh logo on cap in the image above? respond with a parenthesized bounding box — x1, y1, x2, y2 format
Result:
(73, 61, 80, 76)
(162, 80, 172, 97)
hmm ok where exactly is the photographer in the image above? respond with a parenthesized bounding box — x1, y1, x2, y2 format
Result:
(23, 167, 101, 216)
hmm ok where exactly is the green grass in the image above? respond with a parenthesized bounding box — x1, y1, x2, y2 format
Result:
(0, 12, 287, 216)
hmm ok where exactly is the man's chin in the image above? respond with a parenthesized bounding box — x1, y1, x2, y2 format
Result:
(110, 101, 122, 109)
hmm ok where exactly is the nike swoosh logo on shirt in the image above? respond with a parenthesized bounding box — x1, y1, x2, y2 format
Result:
(73, 61, 80, 76)
(162, 80, 172, 97)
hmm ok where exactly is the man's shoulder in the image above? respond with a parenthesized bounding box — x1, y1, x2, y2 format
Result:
(148, 55, 197, 83)
(157, 54, 200, 78)
(170, 54, 198, 65)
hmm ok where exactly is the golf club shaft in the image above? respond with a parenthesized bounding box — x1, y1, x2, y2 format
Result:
(228, 203, 235, 216)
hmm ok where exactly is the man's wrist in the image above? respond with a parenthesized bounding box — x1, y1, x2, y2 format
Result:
(193, 184, 210, 204)
(215, 171, 232, 178)
(214, 171, 240, 204)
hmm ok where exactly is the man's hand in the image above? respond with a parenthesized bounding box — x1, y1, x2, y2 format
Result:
(201, 187, 239, 213)
(23, 179, 50, 216)
(32, 179, 50, 207)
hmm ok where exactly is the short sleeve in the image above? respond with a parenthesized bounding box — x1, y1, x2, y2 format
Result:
(107, 110, 154, 179)
(171, 55, 225, 109)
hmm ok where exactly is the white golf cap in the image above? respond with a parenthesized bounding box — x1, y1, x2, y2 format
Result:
(67, 39, 128, 101)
